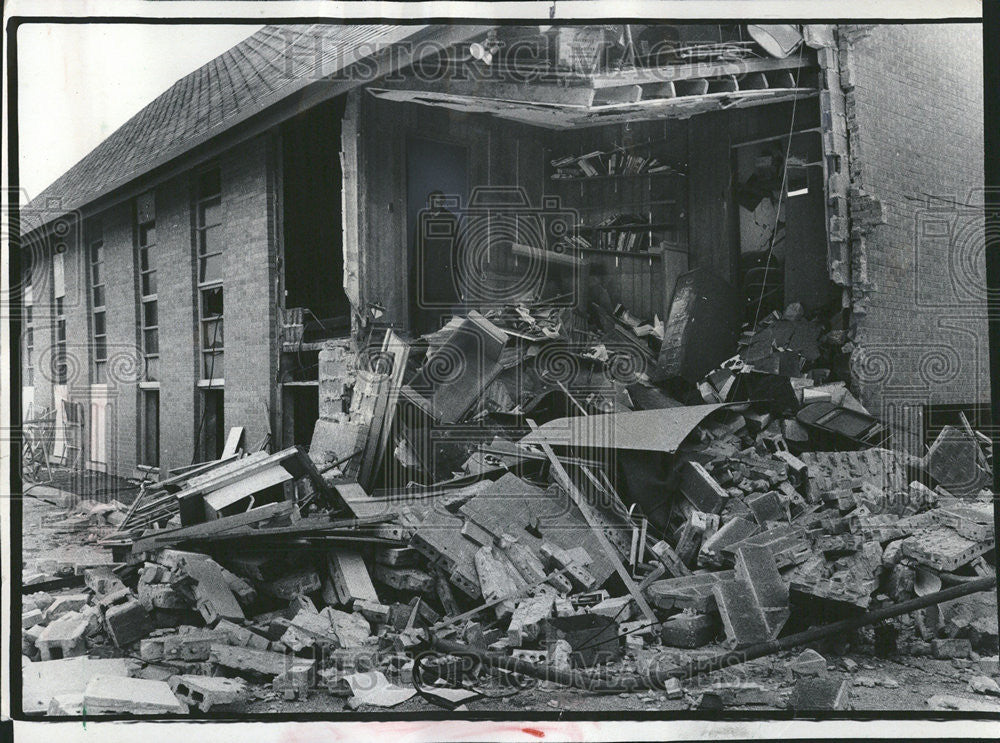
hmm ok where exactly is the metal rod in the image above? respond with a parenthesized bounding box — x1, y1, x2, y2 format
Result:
(429, 575, 997, 692)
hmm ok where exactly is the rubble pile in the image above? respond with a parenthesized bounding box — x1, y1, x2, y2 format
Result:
(21, 287, 998, 715)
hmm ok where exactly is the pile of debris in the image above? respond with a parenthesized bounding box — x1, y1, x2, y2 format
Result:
(21, 270, 998, 714)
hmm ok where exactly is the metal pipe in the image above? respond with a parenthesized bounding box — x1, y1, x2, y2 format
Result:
(429, 575, 996, 692)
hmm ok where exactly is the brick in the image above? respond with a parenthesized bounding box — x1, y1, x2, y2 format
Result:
(84, 674, 187, 715)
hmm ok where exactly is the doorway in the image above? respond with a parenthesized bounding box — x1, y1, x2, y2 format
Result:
(406, 137, 469, 331)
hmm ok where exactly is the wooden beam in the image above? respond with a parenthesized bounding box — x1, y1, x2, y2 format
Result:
(587, 54, 813, 88)
(526, 419, 658, 625)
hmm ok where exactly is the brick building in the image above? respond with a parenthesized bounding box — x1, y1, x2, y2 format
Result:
(18, 23, 987, 483)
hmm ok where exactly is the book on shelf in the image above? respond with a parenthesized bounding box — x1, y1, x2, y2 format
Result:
(551, 146, 683, 179)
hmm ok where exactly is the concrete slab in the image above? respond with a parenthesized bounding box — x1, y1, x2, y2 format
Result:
(787, 677, 850, 710)
(84, 674, 187, 715)
(23, 657, 130, 713)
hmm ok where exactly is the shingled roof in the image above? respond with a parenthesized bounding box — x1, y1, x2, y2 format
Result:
(24, 24, 434, 222)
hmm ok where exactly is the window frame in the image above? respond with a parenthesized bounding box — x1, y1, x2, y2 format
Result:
(195, 168, 224, 382)
(88, 221, 107, 383)
(136, 203, 159, 381)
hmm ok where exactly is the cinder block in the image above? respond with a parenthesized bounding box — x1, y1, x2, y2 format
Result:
(712, 579, 772, 649)
(210, 643, 299, 677)
(261, 569, 322, 601)
(36, 613, 89, 660)
(43, 594, 90, 623)
(169, 674, 246, 711)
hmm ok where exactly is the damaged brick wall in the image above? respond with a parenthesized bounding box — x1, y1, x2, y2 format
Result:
(837, 23, 987, 453)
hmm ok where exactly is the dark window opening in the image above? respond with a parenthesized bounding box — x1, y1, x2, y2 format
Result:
(140, 389, 159, 468)
(281, 96, 350, 339)
(199, 389, 225, 462)
(282, 385, 319, 449)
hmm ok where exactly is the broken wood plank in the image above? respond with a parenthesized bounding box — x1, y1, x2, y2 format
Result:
(131, 501, 293, 553)
(527, 419, 658, 626)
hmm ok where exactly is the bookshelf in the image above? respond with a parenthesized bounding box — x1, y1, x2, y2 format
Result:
(543, 130, 690, 320)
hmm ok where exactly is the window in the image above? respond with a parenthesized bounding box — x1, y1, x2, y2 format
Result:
(195, 169, 224, 381)
(55, 296, 67, 385)
(89, 221, 107, 383)
(24, 278, 34, 386)
(139, 389, 159, 467)
(136, 194, 159, 381)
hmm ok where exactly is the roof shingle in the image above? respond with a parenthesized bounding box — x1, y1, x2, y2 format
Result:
(25, 24, 426, 220)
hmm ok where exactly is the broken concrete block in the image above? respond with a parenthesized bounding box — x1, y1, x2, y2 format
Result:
(23, 607, 44, 630)
(664, 677, 683, 699)
(84, 674, 187, 715)
(791, 648, 827, 677)
(219, 567, 257, 607)
(280, 610, 337, 652)
(788, 677, 850, 710)
(100, 590, 153, 647)
(23, 657, 130, 713)
(169, 674, 247, 711)
(659, 611, 719, 648)
(589, 595, 634, 622)
(215, 618, 272, 651)
(84, 566, 127, 597)
(209, 643, 298, 677)
(968, 675, 1000, 697)
(325, 550, 379, 607)
(321, 607, 372, 648)
(678, 461, 727, 514)
(43, 594, 90, 623)
(354, 599, 391, 625)
(372, 564, 435, 593)
(260, 568, 322, 601)
(734, 544, 789, 638)
(539, 542, 597, 591)
(273, 662, 316, 700)
(137, 582, 189, 611)
(36, 613, 89, 660)
(747, 490, 785, 525)
(932, 638, 972, 659)
(177, 558, 245, 624)
(507, 594, 554, 645)
(713, 579, 772, 649)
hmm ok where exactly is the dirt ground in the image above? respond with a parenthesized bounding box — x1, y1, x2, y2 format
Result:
(18, 488, 1000, 715)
